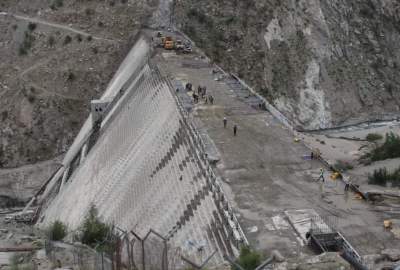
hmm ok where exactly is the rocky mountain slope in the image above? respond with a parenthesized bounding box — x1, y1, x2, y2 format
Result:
(0, 0, 153, 168)
(174, 0, 400, 129)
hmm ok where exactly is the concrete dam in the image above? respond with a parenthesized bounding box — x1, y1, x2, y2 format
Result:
(35, 35, 247, 268)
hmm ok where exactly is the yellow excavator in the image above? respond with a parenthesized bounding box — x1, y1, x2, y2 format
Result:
(163, 36, 174, 50)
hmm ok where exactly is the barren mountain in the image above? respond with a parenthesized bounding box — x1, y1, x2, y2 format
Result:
(0, 0, 153, 168)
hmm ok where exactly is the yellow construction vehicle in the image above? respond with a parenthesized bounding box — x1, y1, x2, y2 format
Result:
(163, 36, 174, 50)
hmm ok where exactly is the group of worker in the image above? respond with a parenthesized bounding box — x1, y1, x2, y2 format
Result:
(184, 83, 215, 105)
(184, 82, 237, 136)
(317, 167, 352, 192)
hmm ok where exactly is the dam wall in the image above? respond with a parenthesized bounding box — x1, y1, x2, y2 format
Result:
(36, 36, 246, 267)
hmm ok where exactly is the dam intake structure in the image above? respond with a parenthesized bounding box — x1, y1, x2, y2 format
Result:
(33, 36, 247, 268)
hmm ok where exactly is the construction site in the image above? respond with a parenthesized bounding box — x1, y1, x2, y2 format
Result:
(1, 0, 400, 270)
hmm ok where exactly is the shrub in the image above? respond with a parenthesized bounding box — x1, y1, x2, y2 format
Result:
(80, 205, 115, 252)
(365, 132, 400, 161)
(18, 31, 35, 55)
(48, 220, 67, 241)
(334, 160, 354, 172)
(48, 35, 56, 46)
(63, 35, 72, 45)
(368, 166, 400, 187)
(27, 22, 37, 31)
(76, 34, 82, 42)
(234, 246, 261, 270)
(85, 8, 95, 16)
(366, 133, 383, 142)
(50, 0, 63, 9)
(67, 71, 75, 81)
(87, 35, 93, 42)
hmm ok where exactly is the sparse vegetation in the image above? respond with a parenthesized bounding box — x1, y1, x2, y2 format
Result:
(85, 8, 95, 16)
(233, 246, 261, 270)
(80, 205, 115, 252)
(50, 0, 63, 10)
(47, 220, 67, 241)
(27, 22, 37, 31)
(76, 34, 83, 42)
(67, 71, 76, 81)
(48, 35, 56, 46)
(9, 254, 34, 270)
(63, 35, 72, 45)
(364, 132, 400, 161)
(18, 31, 35, 55)
(366, 133, 383, 142)
(87, 35, 93, 42)
(334, 160, 354, 172)
(368, 166, 400, 187)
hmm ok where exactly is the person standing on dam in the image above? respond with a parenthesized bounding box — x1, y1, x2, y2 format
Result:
(233, 125, 237, 136)
(318, 168, 325, 182)
(223, 117, 227, 128)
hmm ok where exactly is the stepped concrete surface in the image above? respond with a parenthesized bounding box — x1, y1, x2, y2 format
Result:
(38, 36, 244, 268)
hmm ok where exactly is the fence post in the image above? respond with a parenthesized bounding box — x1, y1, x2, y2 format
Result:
(116, 237, 122, 270)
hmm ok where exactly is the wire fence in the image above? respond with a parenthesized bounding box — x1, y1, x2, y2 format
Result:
(43, 227, 222, 270)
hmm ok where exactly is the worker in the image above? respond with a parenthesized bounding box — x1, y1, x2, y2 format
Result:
(209, 95, 214, 104)
(344, 179, 351, 191)
(193, 93, 198, 103)
(318, 168, 325, 182)
(202, 86, 207, 98)
(233, 125, 237, 136)
(223, 117, 227, 128)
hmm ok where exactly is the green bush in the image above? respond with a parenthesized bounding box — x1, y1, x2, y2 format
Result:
(233, 246, 261, 270)
(80, 205, 115, 252)
(48, 220, 67, 241)
(366, 133, 383, 142)
(368, 166, 400, 187)
(365, 132, 400, 161)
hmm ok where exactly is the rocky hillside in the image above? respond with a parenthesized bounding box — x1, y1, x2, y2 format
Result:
(0, 0, 153, 168)
(174, 0, 400, 129)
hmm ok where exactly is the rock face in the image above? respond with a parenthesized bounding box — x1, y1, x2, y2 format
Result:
(0, 0, 153, 168)
(174, 0, 400, 129)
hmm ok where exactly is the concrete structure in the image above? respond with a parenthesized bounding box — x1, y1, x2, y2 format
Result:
(36, 36, 246, 267)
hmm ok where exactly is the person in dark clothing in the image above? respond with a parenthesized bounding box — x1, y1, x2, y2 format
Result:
(233, 125, 237, 136)
(223, 117, 227, 128)
(209, 95, 214, 104)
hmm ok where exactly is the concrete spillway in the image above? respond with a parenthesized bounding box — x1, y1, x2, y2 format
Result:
(37, 36, 245, 267)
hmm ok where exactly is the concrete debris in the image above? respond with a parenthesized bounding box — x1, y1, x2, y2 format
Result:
(274, 252, 351, 270)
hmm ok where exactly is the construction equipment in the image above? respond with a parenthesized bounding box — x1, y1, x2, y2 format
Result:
(164, 36, 174, 50)
(175, 39, 184, 51)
